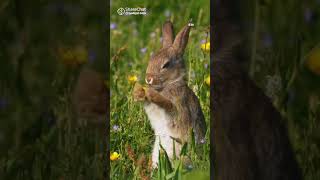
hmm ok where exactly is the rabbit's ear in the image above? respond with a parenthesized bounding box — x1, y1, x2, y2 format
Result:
(162, 21, 174, 48)
(172, 24, 191, 55)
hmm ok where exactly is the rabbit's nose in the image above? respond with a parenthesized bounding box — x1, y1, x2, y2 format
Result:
(145, 77, 154, 85)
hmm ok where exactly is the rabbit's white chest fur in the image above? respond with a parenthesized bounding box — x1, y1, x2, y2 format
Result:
(144, 102, 172, 136)
(144, 102, 181, 167)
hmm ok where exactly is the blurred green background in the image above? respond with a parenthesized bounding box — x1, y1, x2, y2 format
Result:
(238, 0, 320, 179)
(0, 0, 107, 179)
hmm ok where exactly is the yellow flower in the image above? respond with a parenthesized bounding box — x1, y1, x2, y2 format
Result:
(73, 45, 88, 64)
(128, 75, 138, 83)
(205, 76, 210, 86)
(305, 47, 320, 75)
(201, 42, 210, 52)
(110, 152, 120, 161)
(58, 45, 88, 66)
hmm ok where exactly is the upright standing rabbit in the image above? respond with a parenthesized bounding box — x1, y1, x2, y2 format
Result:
(133, 21, 207, 167)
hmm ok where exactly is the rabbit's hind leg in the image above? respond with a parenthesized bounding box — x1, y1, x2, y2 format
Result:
(152, 137, 160, 168)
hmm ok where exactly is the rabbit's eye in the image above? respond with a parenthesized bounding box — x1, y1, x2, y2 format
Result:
(161, 61, 171, 69)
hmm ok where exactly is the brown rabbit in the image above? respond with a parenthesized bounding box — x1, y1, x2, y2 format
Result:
(133, 21, 207, 167)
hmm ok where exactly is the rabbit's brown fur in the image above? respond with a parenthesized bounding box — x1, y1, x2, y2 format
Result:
(133, 21, 206, 167)
(212, 1, 302, 179)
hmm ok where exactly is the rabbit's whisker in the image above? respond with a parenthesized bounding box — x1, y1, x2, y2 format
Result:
(168, 74, 184, 85)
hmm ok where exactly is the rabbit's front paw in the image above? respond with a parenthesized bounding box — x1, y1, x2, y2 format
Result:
(145, 87, 158, 101)
(132, 83, 146, 102)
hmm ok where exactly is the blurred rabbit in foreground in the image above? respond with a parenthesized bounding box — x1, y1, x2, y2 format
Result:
(72, 68, 107, 127)
(212, 1, 302, 180)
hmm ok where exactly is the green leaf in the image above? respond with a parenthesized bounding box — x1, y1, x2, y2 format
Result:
(190, 128, 196, 153)
(180, 143, 188, 156)
(172, 138, 176, 160)
(182, 170, 210, 180)
(158, 143, 173, 177)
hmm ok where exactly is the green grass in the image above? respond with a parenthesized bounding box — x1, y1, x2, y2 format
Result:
(245, 0, 320, 179)
(110, 0, 210, 179)
(0, 0, 107, 179)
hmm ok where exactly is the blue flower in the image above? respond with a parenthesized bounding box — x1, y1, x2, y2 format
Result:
(113, 125, 120, 132)
(304, 8, 313, 23)
(204, 63, 208, 69)
(0, 98, 8, 109)
(88, 49, 97, 63)
(200, 39, 207, 44)
(262, 33, 273, 48)
(110, 23, 117, 30)
(140, 47, 147, 54)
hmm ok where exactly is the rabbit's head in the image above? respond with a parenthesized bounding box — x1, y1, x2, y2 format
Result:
(145, 21, 191, 90)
